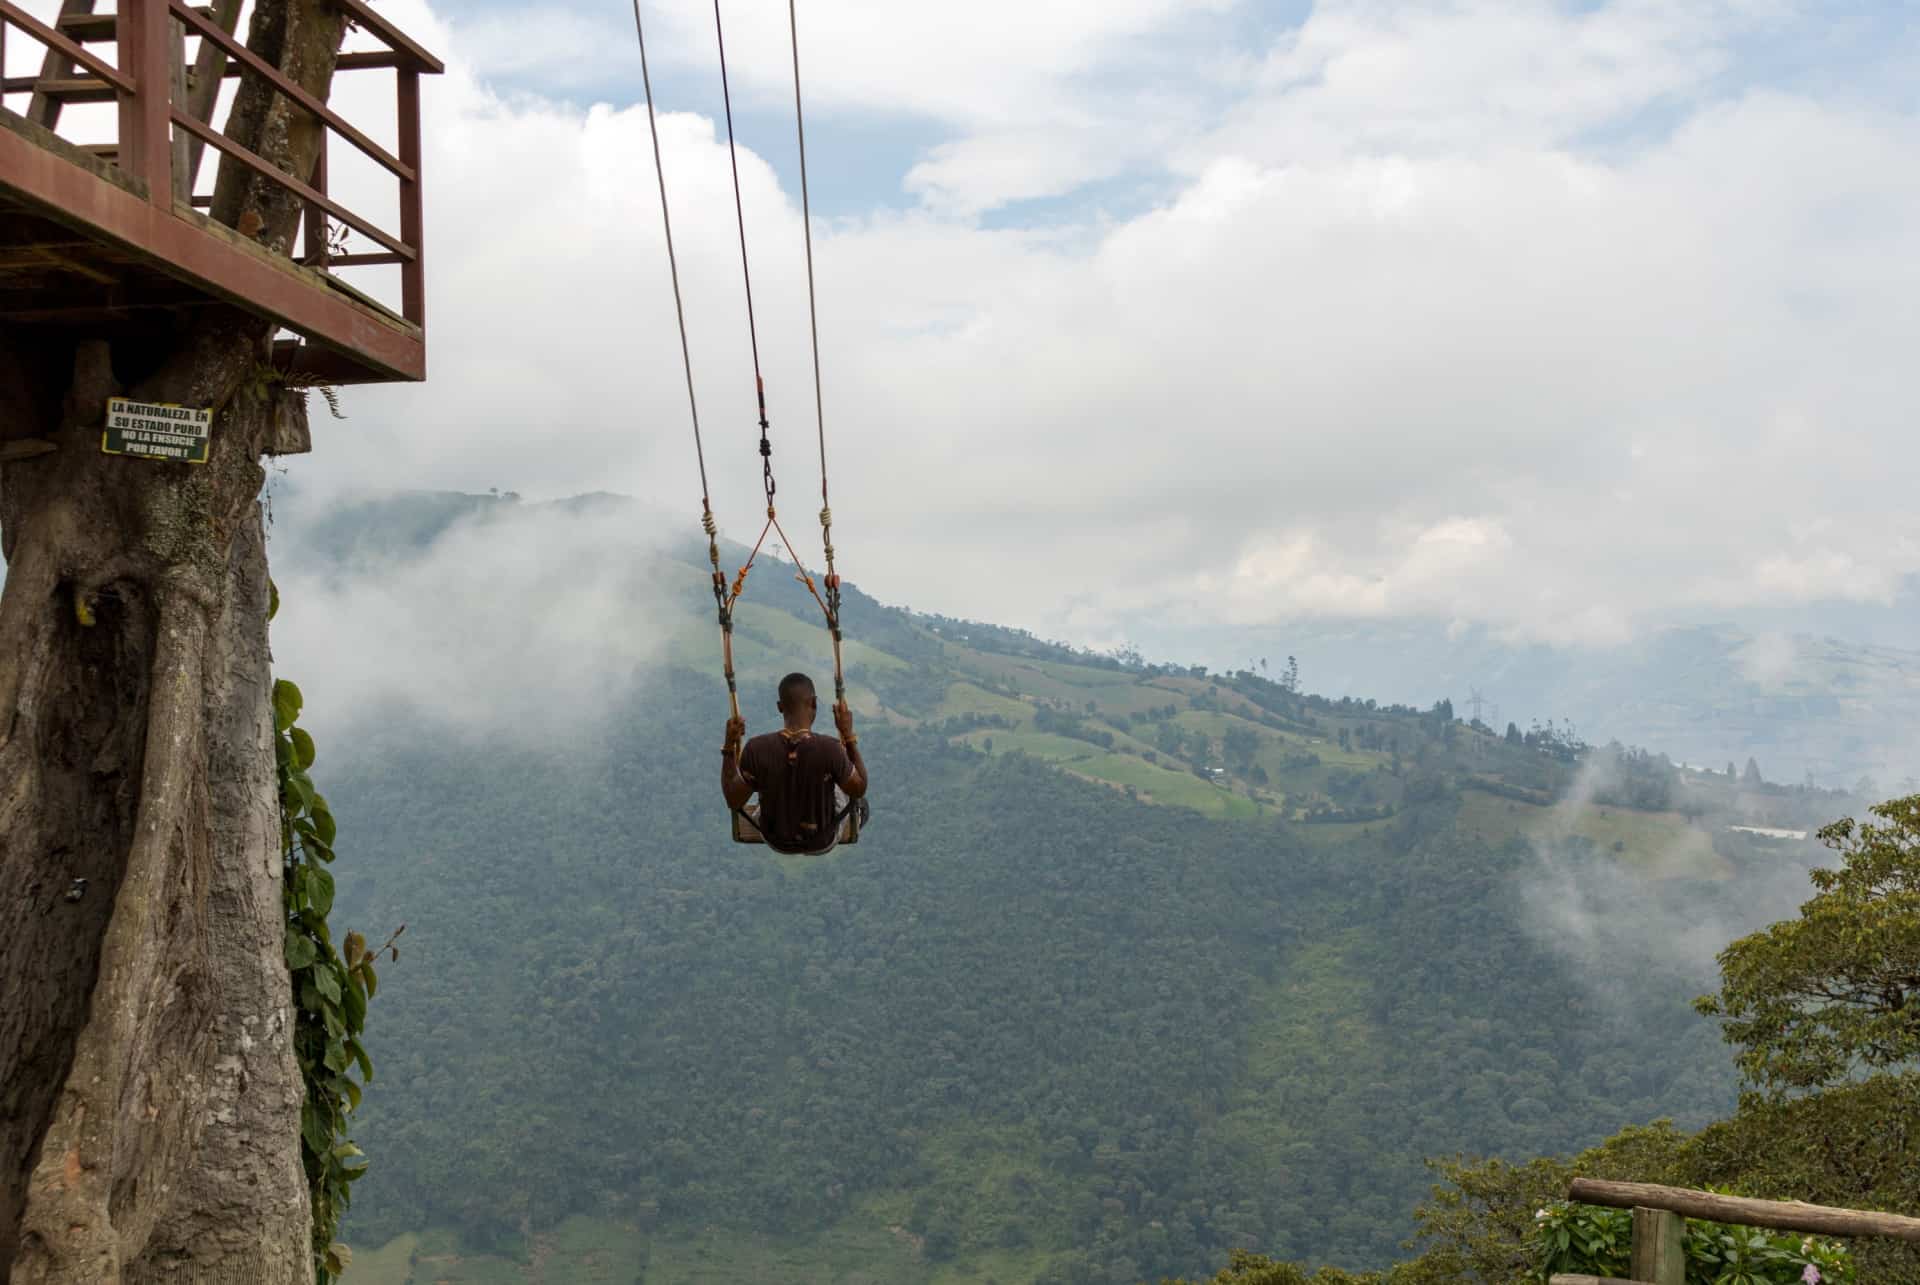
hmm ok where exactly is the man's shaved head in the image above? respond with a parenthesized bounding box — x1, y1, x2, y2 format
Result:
(778, 673, 816, 709)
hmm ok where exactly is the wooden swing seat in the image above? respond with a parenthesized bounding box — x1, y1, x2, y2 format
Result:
(732, 793, 869, 857)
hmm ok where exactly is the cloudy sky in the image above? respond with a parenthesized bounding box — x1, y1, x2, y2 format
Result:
(288, 0, 1918, 654)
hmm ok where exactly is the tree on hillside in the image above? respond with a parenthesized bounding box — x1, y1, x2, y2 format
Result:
(1223, 725, 1259, 767)
(0, 4, 352, 1280)
(1743, 756, 1765, 786)
(1696, 795, 1920, 1091)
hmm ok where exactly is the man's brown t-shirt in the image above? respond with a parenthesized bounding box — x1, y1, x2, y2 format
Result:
(739, 730, 853, 850)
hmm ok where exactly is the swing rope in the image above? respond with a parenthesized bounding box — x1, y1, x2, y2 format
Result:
(628, 0, 739, 718)
(631, 0, 846, 717)
(786, 0, 846, 705)
(711, 0, 776, 509)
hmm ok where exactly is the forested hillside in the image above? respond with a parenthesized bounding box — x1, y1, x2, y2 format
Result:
(278, 492, 1865, 1284)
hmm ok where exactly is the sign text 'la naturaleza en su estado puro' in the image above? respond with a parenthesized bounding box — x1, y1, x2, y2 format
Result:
(101, 397, 213, 464)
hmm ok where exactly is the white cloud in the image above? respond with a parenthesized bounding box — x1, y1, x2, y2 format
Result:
(269, 498, 678, 740)
(1735, 631, 1797, 685)
(1233, 0, 1761, 157)
(628, 0, 1233, 127)
(904, 129, 1131, 216)
(1207, 516, 1514, 622)
(1746, 551, 1898, 605)
(442, 10, 634, 85)
(280, 0, 1920, 657)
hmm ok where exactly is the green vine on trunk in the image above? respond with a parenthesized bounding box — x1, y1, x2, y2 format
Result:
(271, 581, 399, 1281)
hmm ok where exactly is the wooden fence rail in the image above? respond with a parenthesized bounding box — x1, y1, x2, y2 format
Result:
(1568, 1178, 1920, 1243)
(1548, 1177, 1920, 1285)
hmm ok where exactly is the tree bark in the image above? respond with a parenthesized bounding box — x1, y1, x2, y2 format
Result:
(0, 3, 347, 1281)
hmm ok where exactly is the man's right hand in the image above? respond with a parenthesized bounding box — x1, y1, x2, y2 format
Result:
(721, 715, 753, 810)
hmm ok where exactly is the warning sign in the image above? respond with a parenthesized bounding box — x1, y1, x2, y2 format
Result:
(102, 397, 212, 464)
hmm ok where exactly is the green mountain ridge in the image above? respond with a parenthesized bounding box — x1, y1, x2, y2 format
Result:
(275, 491, 1866, 1284)
(1121, 614, 1920, 792)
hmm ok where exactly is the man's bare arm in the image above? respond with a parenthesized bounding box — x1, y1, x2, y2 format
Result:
(842, 743, 868, 799)
(721, 716, 754, 810)
(834, 703, 869, 799)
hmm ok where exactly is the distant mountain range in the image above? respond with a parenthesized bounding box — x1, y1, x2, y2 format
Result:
(265, 485, 1920, 791)
(1100, 611, 1920, 792)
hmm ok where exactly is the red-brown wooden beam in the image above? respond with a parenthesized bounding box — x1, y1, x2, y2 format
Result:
(181, 0, 241, 185)
(333, 50, 407, 72)
(0, 2, 134, 93)
(332, 0, 445, 73)
(167, 107, 413, 259)
(0, 120, 423, 380)
(396, 67, 423, 326)
(0, 75, 116, 100)
(302, 137, 327, 266)
(168, 0, 415, 181)
(270, 337, 402, 386)
(59, 7, 213, 43)
(117, 0, 170, 204)
(24, 0, 96, 129)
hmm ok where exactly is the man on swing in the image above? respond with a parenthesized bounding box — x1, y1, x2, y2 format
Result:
(722, 673, 869, 852)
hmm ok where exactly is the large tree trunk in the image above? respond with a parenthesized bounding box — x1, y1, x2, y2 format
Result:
(0, 3, 347, 1281)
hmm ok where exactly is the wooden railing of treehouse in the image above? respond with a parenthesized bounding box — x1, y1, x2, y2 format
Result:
(1549, 1178, 1920, 1285)
(0, 0, 441, 377)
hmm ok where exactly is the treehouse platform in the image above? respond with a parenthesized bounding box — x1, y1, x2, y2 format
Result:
(0, 0, 440, 384)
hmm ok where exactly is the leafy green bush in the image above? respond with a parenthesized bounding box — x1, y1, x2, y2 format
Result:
(1531, 1201, 1853, 1284)
(272, 585, 400, 1283)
